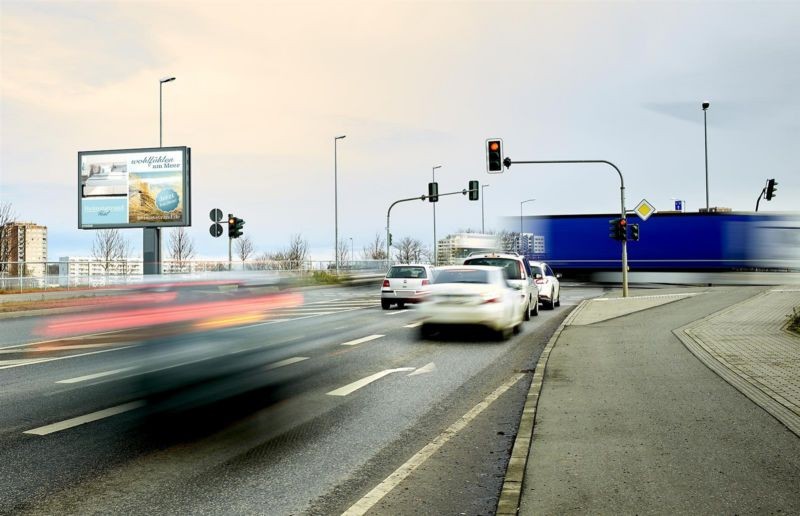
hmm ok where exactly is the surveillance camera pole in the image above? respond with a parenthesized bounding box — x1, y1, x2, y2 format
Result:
(503, 158, 628, 297)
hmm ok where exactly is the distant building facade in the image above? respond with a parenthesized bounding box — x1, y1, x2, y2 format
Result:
(58, 256, 143, 283)
(436, 233, 500, 265)
(1, 222, 48, 277)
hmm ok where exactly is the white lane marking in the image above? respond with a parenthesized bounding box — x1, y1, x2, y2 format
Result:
(56, 367, 137, 384)
(403, 322, 423, 328)
(264, 356, 309, 371)
(342, 373, 525, 515)
(23, 400, 146, 436)
(33, 344, 115, 351)
(0, 358, 50, 366)
(384, 310, 410, 316)
(0, 346, 134, 370)
(340, 334, 384, 347)
(326, 368, 415, 396)
(407, 362, 436, 376)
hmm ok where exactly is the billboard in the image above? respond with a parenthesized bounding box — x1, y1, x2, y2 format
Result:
(78, 146, 191, 228)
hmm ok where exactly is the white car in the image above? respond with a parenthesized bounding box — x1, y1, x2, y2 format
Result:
(463, 252, 538, 319)
(416, 265, 524, 340)
(529, 260, 561, 309)
(381, 264, 434, 309)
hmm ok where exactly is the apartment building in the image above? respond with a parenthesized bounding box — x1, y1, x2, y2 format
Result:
(1, 221, 48, 277)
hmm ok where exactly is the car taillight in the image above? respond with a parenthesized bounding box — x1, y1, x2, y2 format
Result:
(383, 279, 390, 287)
(421, 280, 430, 286)
(535, 279, 545, 284)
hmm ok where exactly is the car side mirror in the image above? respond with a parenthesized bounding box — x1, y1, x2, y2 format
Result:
(535, 273, 543, 279)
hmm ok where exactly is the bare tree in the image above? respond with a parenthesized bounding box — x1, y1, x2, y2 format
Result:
(361, 232, 387, 260)
(286, 234, 308, 268)
(168, 227, 196, 269)
(0, 201, 16, 274)
(235, 235, 255, 262)
(91, 229, 125, 272)
(337, 240, 350, 266)
(393, 236, 429, 264)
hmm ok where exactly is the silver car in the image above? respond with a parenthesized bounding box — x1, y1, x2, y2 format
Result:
(381, 264, 434, 309)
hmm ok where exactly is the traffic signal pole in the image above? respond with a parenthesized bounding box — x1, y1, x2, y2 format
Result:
(386, 187, 479, 267)
(504, 159, 629, 297)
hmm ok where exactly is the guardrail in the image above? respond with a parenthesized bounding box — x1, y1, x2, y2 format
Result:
(0, 260, 393, 293)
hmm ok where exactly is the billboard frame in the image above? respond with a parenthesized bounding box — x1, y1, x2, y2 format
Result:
(77, 145, 191, 229)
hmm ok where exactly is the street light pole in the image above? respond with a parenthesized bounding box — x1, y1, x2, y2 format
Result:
(159, 77, 175, 148)
(702, 101, 710, 211)
(432, 165, 442, 265)
(334, 135, 346, 273)
(481, 184, 490, 233)
(146, 76, 175, 277)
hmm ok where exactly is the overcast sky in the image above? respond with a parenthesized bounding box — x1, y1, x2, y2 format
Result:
(1, 0, 798, 260)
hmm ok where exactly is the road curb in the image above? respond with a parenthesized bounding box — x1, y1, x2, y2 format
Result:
(495, 300, 587, 515)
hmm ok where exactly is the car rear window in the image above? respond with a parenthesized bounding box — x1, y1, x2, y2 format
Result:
(387, 266, 427, 279)
(530, 265, 543, 277)
(463, 258, 522, 280)
(434, 269, 490, 284)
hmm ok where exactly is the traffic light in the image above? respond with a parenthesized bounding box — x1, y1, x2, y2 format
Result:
(468, 180, 479, 200)
(765, 179, 778, 201)
(630, 224, 640, 242)
(228, 215, 245, 238)
(608, 218, 627, 240)
(486, 139, 504, 173)
(388, 233, 392, 246)
(428, 182, 439, 202)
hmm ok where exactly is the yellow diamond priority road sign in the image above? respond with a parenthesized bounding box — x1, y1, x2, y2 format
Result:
(634, 199, 656, 221)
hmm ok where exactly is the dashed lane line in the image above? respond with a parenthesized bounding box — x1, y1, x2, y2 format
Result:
(264, 356, 309, 370)
(340, 334, 384, 347)
(56, 367, 137, 384)
(384, 310, 411, 316)
(0, 346, 135, 371)
(23, 400, 146, 436)
(403, 322, 423, 328)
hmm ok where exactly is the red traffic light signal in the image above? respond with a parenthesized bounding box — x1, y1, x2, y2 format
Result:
(486, 139, 504, 173)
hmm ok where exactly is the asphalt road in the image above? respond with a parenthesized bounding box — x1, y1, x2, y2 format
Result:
(0, 284, 603, 515)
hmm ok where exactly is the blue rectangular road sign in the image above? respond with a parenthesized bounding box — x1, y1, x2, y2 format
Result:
(675, 200, 683, 211)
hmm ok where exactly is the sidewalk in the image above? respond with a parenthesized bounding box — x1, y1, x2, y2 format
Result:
(507, 286, 800, 514)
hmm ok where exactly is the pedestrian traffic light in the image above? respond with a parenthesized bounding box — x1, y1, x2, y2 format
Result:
(468, 180, 479, 200)
(428, 182, 439, 202)
(608, 218, 627, 240)
(228, 215, 245, 238)
(765, 178, 778, 201)
(486, 139, 504, 173)
(630, 224, 640, 242)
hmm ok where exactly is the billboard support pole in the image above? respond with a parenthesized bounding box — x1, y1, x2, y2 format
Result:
(143, 228, 161, 275)
(504, 159, 628, 297)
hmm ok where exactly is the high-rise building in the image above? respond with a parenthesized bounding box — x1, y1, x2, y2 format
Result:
(1, 222, 48, 277)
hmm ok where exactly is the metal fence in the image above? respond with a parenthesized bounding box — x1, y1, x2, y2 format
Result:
(0, 260, 393, 292)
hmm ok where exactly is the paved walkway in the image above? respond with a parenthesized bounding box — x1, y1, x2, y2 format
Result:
(512, 286, 800, 514)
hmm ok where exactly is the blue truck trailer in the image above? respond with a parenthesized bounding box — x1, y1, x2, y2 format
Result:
(506, 211, 800, 273)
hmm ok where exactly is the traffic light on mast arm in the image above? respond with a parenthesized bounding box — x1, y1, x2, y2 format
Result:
(765, 178, 778, 201)
(428, 182, 439, 202)
(468, 180, 479, 200)
(486, 139, 504, 173)
(228, 215, 245, 238)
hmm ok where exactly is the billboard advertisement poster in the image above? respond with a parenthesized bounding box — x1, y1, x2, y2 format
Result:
(78, 146, 191, 228)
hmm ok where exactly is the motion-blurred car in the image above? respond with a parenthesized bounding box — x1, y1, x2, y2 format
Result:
(416, 265, 524, 340)
(529, 260, 561, 309)
(381, 264, 434, 309)
(462, 252, 538, 319)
